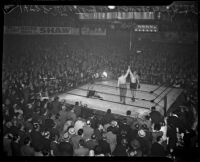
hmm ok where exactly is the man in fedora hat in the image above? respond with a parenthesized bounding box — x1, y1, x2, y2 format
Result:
(104, 127, 117, 154)
(136, 129, 151, 156)
(151, 136, 166, 157)
(70, 129, 84, 150)
(83, 120, 94, 141)
(68, 127, 76, 139)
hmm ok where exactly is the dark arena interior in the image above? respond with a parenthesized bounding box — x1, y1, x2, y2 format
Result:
(2, 2, 198, 159)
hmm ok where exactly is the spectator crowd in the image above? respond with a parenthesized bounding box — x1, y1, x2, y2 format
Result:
(3, 35, 198, 159)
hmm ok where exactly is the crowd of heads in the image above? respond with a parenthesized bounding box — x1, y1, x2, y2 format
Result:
(3, 35, 198, 157)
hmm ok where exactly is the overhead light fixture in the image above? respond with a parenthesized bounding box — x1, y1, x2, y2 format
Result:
(108, 6, 115, 9)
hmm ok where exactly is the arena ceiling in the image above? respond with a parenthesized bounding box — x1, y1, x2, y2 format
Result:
(3, 2, 198, 16)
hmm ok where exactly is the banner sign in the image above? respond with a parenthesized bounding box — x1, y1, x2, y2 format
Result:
(4, 26, 80, 35)
(39, 27, 80, 35)
(19, 5, 197, 17)
(79, 12, 155, 20)
(4, 26, 38, 34)
(4, 26, 107, 36)
(81, 27, 106, 36)
(4, 26, 106, 36)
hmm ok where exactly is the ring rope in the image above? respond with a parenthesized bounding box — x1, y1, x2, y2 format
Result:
(64, 91, 151, 110)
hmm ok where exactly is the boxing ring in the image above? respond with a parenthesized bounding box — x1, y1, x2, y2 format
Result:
(57, 80, 183, 118)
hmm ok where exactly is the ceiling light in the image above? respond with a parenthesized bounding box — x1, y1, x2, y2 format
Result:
(108, 6, 115, 9)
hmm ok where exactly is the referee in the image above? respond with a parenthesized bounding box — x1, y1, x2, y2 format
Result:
(117, 66, 130, 104)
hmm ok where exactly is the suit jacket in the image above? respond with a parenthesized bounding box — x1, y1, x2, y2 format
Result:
(74, 147, 89, 156)
(3, 138, 12, 156)
(51, 101, 61, 115)
(102, 114, 114, 125)
(20, 145, 35, 156)
(83, 125, 94, 140)
(66, 111, 77, 122)
(70, 135, 83, 149)
(11, 141, 21, 156)
(94, 129, 103, 141)
(112, 144, 128, 156)
(105, 131, 117, 153)
(150, 111, 163, 124)
(98, 139, 111, 155)
(59, 110, 68, 123)
(151, 142, 166, 157)
(74, 106, 81, 117)
(126, 116, 134, 126)
(30, 130, 43, 150)
(85, 139, 98, 150)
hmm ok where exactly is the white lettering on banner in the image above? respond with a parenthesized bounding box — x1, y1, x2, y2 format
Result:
(81, 27, 106, 36)
(4, 26, 80, 35)
(79, 12, 155, 20)
(4, 26, 19, 33)
(20, 26, 38, 34)
(39, 27, 80, 35)
(4, 26, 106, 36)
(4, 26, 38, 34)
